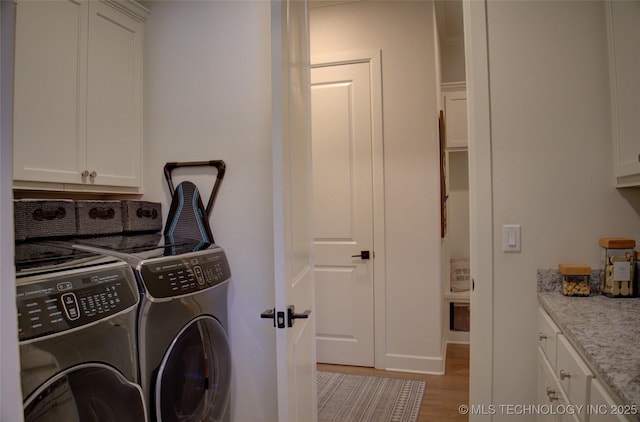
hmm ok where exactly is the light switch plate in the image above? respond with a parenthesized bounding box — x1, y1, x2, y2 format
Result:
(502, 224, 521, 253)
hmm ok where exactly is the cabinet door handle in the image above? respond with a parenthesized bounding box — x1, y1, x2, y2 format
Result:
(538, 332, 547, 340)
(546, 387, 558, 402)
(81, 170, 97, 180)
(559, 369, 571, 380)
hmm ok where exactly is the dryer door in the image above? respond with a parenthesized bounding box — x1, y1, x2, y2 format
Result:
(23, 363, 147, 421)
(156, 315, 231, 422)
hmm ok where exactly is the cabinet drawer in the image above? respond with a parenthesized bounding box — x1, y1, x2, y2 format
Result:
(538, 348, 574, 422)
(538, 348, 561, 407)
(590, 379, 633, 422)
(539, 307, 561, 369)
(557, 334, 593, 421)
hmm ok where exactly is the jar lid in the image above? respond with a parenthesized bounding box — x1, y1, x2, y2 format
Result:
(558, 264, 591, 275)
(598, 237, 636, 248)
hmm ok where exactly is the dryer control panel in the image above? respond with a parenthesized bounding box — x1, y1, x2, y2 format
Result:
(139, 249, 231, 299)
(16, 264, 139, 342)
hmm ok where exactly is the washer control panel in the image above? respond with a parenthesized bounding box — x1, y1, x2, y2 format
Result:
(139, 248, 231, 299)
(16, 264, 138, 341)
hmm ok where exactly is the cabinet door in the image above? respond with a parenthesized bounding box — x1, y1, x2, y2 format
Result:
(443, 89, 468, 149)
(538, 307, 561, 370)
(13, 0, 88, 185)
(86, 1, 143, 188)
(538, 348, 561, 422)
(606, 0, 640, 187)
(590, 379, 633, 422)
(557, 335, 593, 422)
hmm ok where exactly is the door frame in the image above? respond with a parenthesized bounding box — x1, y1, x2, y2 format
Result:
(0, 2, 24, 420)
(310, 50, 386, 369)
(463, 0, 494, 417)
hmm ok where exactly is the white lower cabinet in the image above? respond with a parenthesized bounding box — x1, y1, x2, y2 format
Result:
(538, 347, 563, 422)
(557, 335, 593, 422)
(538, 307, 635, 422)
(590, 379, 633, 422)
(539, 307, 561, 368)
(538, 348, 580, 422)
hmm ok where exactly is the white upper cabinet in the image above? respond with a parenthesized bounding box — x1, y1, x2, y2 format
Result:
(13, 0, 148, 193)
(13, 0, 88, 188)
(606, 0, 640, 187)
(441, 82, 468, 150)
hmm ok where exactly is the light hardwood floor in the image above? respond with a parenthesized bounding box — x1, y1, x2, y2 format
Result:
(317, 343, 470, 422)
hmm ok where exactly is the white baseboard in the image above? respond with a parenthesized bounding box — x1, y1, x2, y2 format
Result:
(384, 353, 445, 375)
(446, 329, 470, 344)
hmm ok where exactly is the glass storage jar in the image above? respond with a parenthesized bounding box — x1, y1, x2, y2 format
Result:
(559, 264, 591, 296)
(599, 237, 635, 297)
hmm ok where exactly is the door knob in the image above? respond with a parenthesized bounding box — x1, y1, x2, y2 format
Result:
(261, 308, 285, 328)
(287, 305, 311, 327)
(351, 250, 370, 260)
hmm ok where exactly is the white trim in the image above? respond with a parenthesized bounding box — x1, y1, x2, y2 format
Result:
(1, 1, 24, 420)
(441, 81, 466, 92)
(102, 0, 150, 23)
(310, 50, 387, 370)
(385, 353, 445, 375)
(463, 0, 494, 419)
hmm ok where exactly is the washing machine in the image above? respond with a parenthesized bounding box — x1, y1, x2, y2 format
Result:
(72, 233, 232, 422)
(15, 241, 147, 422)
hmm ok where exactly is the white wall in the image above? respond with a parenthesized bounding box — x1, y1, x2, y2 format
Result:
(310, 1, 444, 373)
(447, 151, 469, 258)
(484, 0, 640, 413)
(441, 41, 466, 83)
(143, 2, 278, 420)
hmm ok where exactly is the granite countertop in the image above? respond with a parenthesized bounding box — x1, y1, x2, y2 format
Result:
(538, 291, 640, 410)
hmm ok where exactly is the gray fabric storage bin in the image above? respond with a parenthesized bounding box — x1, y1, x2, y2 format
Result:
(20, 200, 77, 239)
(75, 200, 123, 236)
(121, 200, 162, 233)
(14, 200, 26, 241)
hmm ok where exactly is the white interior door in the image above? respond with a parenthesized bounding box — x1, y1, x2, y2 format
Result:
(272, 1, 316, 421)
(463, 0, 494, 417)
(311, 60, 375, 367)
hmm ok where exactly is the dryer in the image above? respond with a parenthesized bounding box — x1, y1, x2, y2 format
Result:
(73, 234, 232, 422)
(15, 241, 147, 422)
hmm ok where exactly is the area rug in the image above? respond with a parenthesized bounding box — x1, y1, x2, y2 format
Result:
(317, 371, 426, 422)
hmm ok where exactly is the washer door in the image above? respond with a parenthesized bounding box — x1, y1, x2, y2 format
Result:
(24, 363, 147, 422)
(156, 315, 231, 422)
